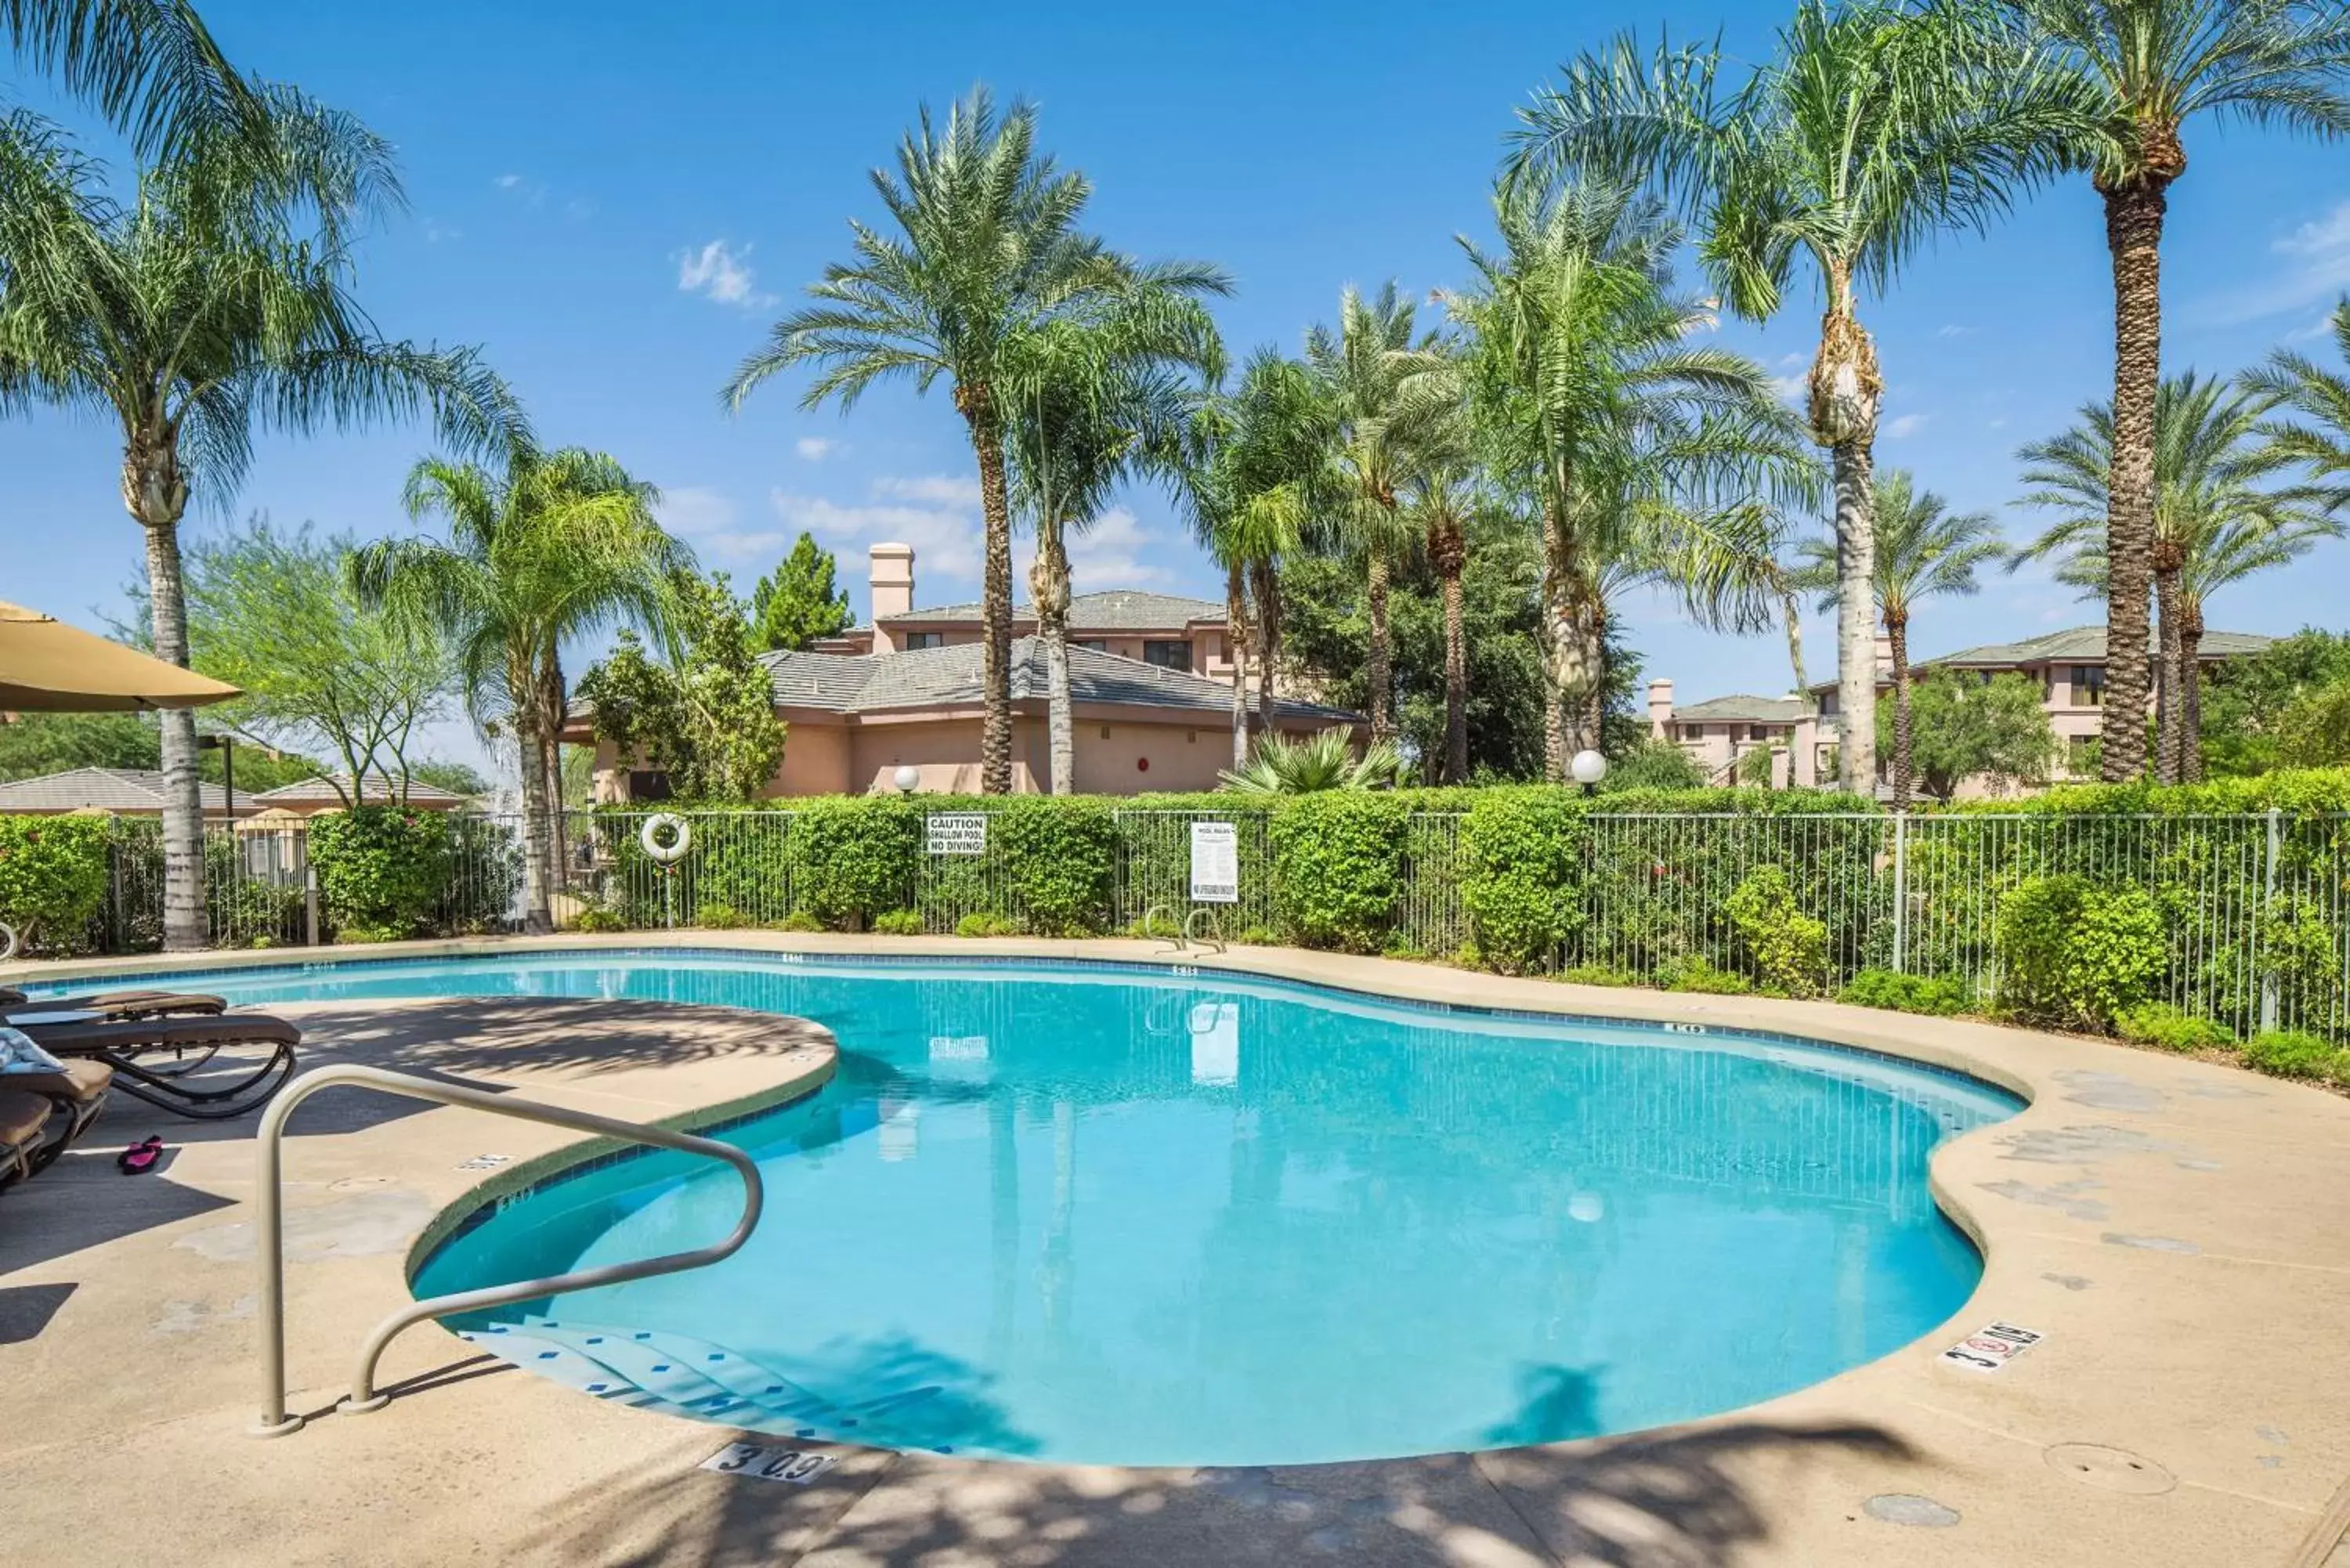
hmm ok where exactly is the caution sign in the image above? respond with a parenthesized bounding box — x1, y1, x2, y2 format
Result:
(1938, 1321, 2041, 1373)
(925, 813, 988, 856)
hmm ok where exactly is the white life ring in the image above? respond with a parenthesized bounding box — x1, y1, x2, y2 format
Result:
(639, 812, 692, 865)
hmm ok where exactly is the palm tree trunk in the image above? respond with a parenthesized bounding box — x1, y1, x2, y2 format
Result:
(1252, 561, 1281, 732)
(1580, 601, 1607, 753)
(1889, 613, 1913, 812)
(2152, 556, 2184, 785)
(1437, 529, 1468, 785)
(1539, 493, 1573, 783)
(1364, 540, 1393, 744)
(538, 660, 569, 903)
(125, 428, 205, 952)
(1829, 439, 1878, 797)
(1031, 524, 1075, 795)
(1555, 594, 1602, 757)
(967, 402, 1015, 795)
(1780, 586, 1809, 693)
(1226, 563, 1250, 770)
(515, 721, 554, 935)
(2180, 602, 2206, 784)
(2099, 178, 2167, 783)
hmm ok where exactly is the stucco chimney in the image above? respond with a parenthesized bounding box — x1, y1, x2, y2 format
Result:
(1647, 677, 1675, 738)
(869, 543, 914, 652)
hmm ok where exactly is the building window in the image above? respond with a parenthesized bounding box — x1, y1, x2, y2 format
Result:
(1817, 691, 1838, 717)
(627, 770, 674, 802)
(2070, 664, 2104, 706)
(1141, 639, 1191, 671)
(902, 631, 944, 651)
(1076, 639, 1108, 652)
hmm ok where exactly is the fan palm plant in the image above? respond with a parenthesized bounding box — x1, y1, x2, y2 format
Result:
(1002, 297, 1224, 794)
(2012, 371, 2339, 779)
(1218, 726, 1405, 796)
(0, 94, 527, 951)
(724, 88, 1228, 794)
(2247, 295, 2350, 511)
(352, 449, 689, 932)
(1444, 177, 1813, 776)
(1508, 0, 2077, 791)
(1795, 470, 2006, 807)
(1990, 0, 2350, 780)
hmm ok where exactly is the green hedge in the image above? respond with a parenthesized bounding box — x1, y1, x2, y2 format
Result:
(0, 815, 111, 956)
(308, 806, 457, 942)
(1269, 793, 1409, 952)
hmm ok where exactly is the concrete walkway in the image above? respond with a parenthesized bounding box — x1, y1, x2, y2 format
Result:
(2, 934, 2348, 1567)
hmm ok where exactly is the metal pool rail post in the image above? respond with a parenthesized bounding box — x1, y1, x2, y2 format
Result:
(251, 1063, 765, 1438)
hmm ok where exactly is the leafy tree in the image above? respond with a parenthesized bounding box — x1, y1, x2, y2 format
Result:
(2249, 294, 2350, 511)
(725, 87, 1228, 794)
(1995, 0, 2350, 781)
(1602, 736, 1710, 792)
(159, 516, 456, 805)
(0, 711, 155, 778)
(1444, 177, 1810, 777)
(2196, 628, 2350, 775)
(1889, 670, 2059, 801)
(577, 571, 787, 803)
(0, 92, 526, 951)
(353, 446, 686, 933)
(747, 532, 852, 653)
(2276, 683, 2350, 768)
(409, 759, 490, 797)
(1003, 298, 1222, 793)
(1795, 469, 2005, 807)
(1511, 0, 2077, 791)
(2012, 372, 2339, 779)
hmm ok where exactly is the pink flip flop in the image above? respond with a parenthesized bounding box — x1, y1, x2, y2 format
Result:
(117, 1136, 164, 1175)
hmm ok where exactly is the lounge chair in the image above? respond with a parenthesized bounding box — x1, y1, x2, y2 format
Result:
(0, 986, 226, 1019)
(0, 1089, 49, 1187)
(0, 1057, 114, 1174)
(13, 1013, 298, 1121)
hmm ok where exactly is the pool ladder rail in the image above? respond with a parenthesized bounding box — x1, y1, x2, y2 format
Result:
(248, 1063, 763, 1438)
(1141, 903, 1227, 956)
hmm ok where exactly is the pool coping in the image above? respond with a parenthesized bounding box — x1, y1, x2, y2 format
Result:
(7, 930, 2350, 1568)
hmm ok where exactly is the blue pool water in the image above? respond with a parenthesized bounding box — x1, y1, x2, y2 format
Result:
(165, 952, 2016, 1466)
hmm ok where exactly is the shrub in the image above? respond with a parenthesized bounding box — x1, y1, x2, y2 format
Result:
(696, 901, 748, 930)
(1268, 792, 1408, 952)
(956, 911, 1018, 938)
(1658, 955, 1752, 995)
(0, 815, 110, 956)
(871, 909, 923, 935)
(786, 796, 919, 929)
(1838, 969, 1969, 1017)
(1725, 865, 1828, 996)
(2113, 1001, 2234, 1052)
(1557, 963, 1640, 988)
(1459, 789, 1585, 974)
(2243, 1029, 2342, 1079)
(776, 910, 824, 933)
(308, 806, 455, 942)
(569, 905, 627, 934)
(992, 797, 1116, 935)
(1994, 874, 2165, 1028)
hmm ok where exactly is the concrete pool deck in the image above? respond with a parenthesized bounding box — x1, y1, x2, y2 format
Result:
(1, 931, 2346, 1567)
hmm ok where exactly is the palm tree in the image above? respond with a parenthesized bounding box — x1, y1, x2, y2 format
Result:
(1401, 429, 1479, 784)
(1219, 727, 1406, 795)
(1994, 0, 2350, 780)
(5, 2, 255, 160)
(1444, 177, 1812, 777)
(1305, 284, 1436, 746)
(0, 95, 527, 951)
(1509, 0, 2077, 792)
(1002, 299, 1223, 794)
(2014, 372, 2338, 779)
(1176, 349, 1336, 766)
(724, 88, 1228, 794)
(352, 449, 687, 932)
(2247, 295, 2350, 511)
(1795, 470, 2005, 807)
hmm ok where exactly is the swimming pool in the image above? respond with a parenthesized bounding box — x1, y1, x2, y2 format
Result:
(157, 950, 2019, 1467)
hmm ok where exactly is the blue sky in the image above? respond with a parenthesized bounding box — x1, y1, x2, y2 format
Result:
(7, 0, 2348, 774)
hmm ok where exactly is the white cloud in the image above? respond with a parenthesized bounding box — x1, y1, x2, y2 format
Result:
(493, 173, 546, 205)
(1885, 414, 1929, 439)
(1987, 415, 2008, 430)
(1768, 373, 1809, 405)
(677, 240, 776, 309)
(1022, 508, 1166, 589)
(658, 486, 783, 562)
(1936, 323, 1975, 339)
(794, 436, 838, 461)
(421, 218, 460, 244)
(771, 485, 984, 582)
(2206, 201, 2350, 325)
(872, 474, 982, 506)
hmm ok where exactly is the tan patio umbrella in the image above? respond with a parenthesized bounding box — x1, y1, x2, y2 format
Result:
(0, 600, 239, 711)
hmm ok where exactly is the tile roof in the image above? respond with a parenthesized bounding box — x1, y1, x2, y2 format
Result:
(1671, 694, 1812, 723)
(0, 766, 248, 813)
(880, 590, 1225, 630)
(251, 774, 472, 805)
(755, 638, 1356, 723)
(1922, 625, 2276, 668)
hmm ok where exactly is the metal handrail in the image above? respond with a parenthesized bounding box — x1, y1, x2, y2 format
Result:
(251, 1063, 764, 1438)
(1141, 901, 1185, 952)
(1183, 906, 1227, 954)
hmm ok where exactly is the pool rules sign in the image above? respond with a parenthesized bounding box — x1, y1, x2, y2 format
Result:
(1190, 820, 1239, 903)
